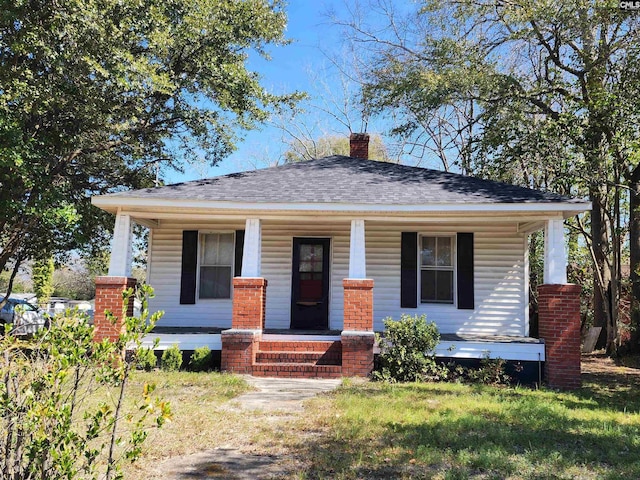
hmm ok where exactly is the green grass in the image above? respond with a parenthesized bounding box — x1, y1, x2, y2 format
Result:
(116, 358, 640, 479)
(294, 378, 640, 479)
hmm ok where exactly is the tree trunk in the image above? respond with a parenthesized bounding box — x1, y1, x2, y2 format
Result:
(591, 191, 612, 350)
(629, 165, 640, 352)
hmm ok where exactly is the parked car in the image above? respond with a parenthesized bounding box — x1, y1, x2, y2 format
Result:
(0, 298, 48, 335)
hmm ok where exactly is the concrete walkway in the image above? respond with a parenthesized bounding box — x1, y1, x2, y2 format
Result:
(235, 376, 342, 412)
(154, 376, 341, 479)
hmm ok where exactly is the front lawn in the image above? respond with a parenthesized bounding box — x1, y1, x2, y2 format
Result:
(120, 357, 640, 479)
(294, 359, 640, 479)
(123, 371, 252, 478)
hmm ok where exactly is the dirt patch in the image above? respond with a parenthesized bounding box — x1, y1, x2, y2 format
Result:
(153, 449, 283, 480)
(581, 352, 640, 388)
(146, 377, 340, 480)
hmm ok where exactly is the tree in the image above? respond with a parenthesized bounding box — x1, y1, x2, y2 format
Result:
(32, 256, 54, 307)
(0, 0, 299, 299)
(0, 285, 170, 480)
(338, 0, 640, 353)
(283, 133, 392, 162)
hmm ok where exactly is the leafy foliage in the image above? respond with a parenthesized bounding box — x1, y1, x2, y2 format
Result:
(0, 0, 300, 290)
(31, 256, 54, 306)
(188, 346, 213, 372)
(161, 344, 183, 372)
(0, 283, 170, 480)
(342, 0, 640, 353)
(135, 348, 158, 372)
(461, 357, 514, 386)
(373, 314, 440, 382)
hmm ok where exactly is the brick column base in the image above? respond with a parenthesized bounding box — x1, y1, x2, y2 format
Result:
(221, 330, 261, 374)
(341, 332, 375, 377)
(342, 278, 374, 377)
(94, 276, 137, 342)
(232, 278, 267, 329)
(343, 279, 374, 331)
(538, 284, 582, 390)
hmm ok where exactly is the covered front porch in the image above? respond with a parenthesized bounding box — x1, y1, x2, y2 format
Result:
(94, 211, 574, 386)
(139, 329, 546, 361)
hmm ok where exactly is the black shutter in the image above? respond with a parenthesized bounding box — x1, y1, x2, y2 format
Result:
(457, 232, 474, 310)
(179, 230, 198, 305)
(401, 232, 418, 308)
(234, 230, 245, 277)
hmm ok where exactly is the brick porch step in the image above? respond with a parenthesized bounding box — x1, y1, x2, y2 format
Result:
(258, 340, 341, 353)
(252, 340, 343, 378)
(252, 363, 342, 379)
(255, 351, 341, 365)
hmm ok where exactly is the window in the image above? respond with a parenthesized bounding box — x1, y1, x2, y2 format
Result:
(420, 236, 454, 304)
(199, 233, 234, 299)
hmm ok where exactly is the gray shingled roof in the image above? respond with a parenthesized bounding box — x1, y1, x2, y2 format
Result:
(103, 156, 581, 205)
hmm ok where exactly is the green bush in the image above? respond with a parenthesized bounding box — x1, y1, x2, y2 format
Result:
(136, 347, 157, 371)
(373, 313, 440, 382)
(0, 284, 170, 479)
(161, 344, 183, 371)
(465, 356, 513, 385)
(431, 356, 514, 385)
(188, 346, 212, 372)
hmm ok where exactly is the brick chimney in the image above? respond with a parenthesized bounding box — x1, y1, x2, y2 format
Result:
(349, 133, 370, 159)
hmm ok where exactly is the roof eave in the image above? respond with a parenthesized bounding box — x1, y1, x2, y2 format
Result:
(92, 195, 591, 217)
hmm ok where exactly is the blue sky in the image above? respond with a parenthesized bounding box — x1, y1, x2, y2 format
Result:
(167, 1, 350, 183)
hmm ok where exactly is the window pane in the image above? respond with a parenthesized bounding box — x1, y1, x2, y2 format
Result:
(217, 233, 234, 264)
(300, 244, 323, 264)
(421, 270, 454, 304)
(300, 244, 323, 272)
(435, 270, 454, 302)
(437, 237, 452, 266)
(201, 233, 233, 266)
(300, 244, 313, 262)
(421, 270, 436, 302)
(201, 234, 219, 265)
(199, 266, 231, 299)
(421, 237, 436, 266)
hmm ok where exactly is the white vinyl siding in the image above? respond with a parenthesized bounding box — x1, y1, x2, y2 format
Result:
(146, 220, 244, 328)
(146, 218, 527, 336)
(366, 221, 526, 336)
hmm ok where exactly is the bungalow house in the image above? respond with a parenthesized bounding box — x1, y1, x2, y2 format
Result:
(91, 134, 590, 389)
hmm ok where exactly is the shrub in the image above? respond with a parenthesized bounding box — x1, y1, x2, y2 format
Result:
(189, 346, 213, 372)
(136, 347, 158, 371)
(0, 284, 170, 479)
(373, 313, 440, 382)
(435, 356, 514, 385)
(161, 344, 183, 371)
(465, 356, 513, 385)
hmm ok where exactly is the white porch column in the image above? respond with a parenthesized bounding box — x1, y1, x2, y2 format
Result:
(348, 219, 367, 279)
(108, 213, 133, 277)
(241, 218, 262, 277)
(543, 218, 567, 284)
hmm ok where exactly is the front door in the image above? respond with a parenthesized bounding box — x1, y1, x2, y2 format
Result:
(290, 238, 330, 330)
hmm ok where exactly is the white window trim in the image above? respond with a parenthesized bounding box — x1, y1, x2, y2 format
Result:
(197, 231, 235, 302)
(419, 234, 457, 306)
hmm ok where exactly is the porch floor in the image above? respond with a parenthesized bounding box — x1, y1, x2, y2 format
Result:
(143, 328, 544, 361)
(440, 334, 543, 344)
